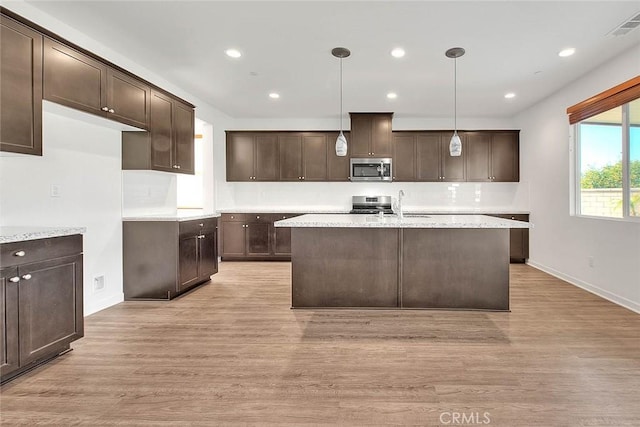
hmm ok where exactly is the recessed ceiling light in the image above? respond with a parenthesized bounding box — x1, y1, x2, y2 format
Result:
(391, 48, 405, 58)
(558, 48, 575, 57)
(225, 48, 242, 58)
(504, 93, 516, 99)
(269, 92, 280, 99)
(387, 92, 398, 99)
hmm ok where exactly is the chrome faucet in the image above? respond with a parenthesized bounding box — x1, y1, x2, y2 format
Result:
(394, 189, 405, 219)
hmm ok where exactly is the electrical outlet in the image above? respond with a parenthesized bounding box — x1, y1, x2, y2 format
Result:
(50, 184, 61, 197)
(588, 256, 595, 268)
(93, 275, 105, 292)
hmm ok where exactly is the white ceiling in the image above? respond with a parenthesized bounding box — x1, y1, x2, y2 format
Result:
(22, 1, 640, 120)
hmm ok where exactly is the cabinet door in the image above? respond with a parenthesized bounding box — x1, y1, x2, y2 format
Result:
(255, 134, 279, 180)
(491, 132, 519, 182)
(440, 138, 466, 182)
(246, 222, 270, 256)
(392, 134, 416, 181)
(0, 266, 20, 377)
(416, 133, 441, 181)
(199, 231, 218, 279)
(150, 90, 174, 172)
(327, 132, 350, 181)
(221, 222, 246, 257)
(464, 132, 491, 182)
(174, 100, 195, 174)
(18, 255, 83, 366)
(178, 236, 199, 292)
(43, 38, 107, 117)
(279, 134, 302, 181)
(349, 115, 372, 157)
(371, 114, 392, 157)
(106, 68, 150, 130)
(302, 134, 328, 181)
(0, 16, 43, 156)
(226, 133, 255, 181)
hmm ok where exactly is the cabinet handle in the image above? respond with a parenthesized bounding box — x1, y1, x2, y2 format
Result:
(14, 250, 26, 257)
(108, 108, 115, 113)
(9, 277, 20, 283)
(302, 176, 305, 180)
(21, 274, 32, 280)
(282, 216, 286, 219)
(101, 106, 109, 112)
(256, 216, 260, 219)
(511, 216, 515, 220)
(176, 165, 181, 169)
(198, 235, 205, 239)
(199, 223, 204, 227)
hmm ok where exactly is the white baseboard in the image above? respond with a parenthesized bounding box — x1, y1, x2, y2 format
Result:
(84, 292, 124, 317)
(526, 260, 640, 314)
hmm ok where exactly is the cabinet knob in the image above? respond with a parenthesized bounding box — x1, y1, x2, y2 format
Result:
(108, 108, 115, 114)
(511, 216, 515, 220)
(101, 106, 109, 112)
(176, 165, 181, 169)
(302, 176, 305, 180)
(282, 216, 286, 219)
(21, 274, 32, 280)
(298, 177, 301, 180)
(198, 235, 205, 239)
(9, 277, 20, 283)
(256, 216, 260, 219)
(199, 223, 204, 227)
(230, 215, 234, 219)
(14, 250, 26, 257)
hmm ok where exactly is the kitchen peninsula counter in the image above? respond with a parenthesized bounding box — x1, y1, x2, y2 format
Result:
(275, 214, 531, 311)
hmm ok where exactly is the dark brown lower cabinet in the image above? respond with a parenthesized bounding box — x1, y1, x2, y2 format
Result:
(486, 214, 530, 262)
(220, 213, 301, 260)
(1, 235, 84, 384)
(123, 217, 218, 300)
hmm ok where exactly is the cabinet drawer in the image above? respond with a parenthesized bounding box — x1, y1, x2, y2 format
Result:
(221, 213, 246, 222)
(246, 213, 273, 223)
(179, 218, 217, 237)
(489, 213, 529, 222)
(1, 235, 82, 267)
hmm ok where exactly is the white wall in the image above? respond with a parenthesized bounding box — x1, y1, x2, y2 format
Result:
(0, 109, 124, 315)
(217, 116, 529, 211)
(515, 44, 640, 313)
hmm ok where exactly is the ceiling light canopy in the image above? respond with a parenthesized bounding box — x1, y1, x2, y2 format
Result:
(268, 92, 280, 99)
(225, 48, 242, 58)
(446, 47, 465, 157)
(504, 92, 516, 99)
(387, 92, 398, 99)
(332, 47, 351, 157)
(391, 48, 405, 58)
(558, 47, 575, 57)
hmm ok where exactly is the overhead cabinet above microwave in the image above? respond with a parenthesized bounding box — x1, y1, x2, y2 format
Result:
(349, 113, 393, 158)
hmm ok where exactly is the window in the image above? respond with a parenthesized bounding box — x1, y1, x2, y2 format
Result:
(569, 77, 640, 220)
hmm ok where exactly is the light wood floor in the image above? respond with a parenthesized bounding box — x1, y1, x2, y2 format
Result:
(1, 263, 638, 426)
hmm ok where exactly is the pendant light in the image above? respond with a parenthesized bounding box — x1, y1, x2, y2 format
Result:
(446, 47, 465, 157)
(332, 47, 351, 156)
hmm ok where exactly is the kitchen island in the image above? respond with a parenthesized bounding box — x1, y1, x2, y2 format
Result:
(275, 214, 531, 311)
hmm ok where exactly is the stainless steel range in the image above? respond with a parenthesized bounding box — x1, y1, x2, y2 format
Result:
(349, 195, 394, 214)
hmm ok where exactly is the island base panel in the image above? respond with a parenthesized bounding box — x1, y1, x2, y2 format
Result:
(291, 228, 398, 308)
(401, 229, 509, 310)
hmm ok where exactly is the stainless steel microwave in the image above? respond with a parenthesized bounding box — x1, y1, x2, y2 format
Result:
(349, 158, 392, 182)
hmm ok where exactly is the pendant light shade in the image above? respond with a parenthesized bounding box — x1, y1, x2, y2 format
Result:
(332, 47, 351, 157)
(446, 47, 465, 157)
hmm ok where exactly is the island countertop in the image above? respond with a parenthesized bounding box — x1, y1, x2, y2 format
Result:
(274, 214, 531, 229)
(0, 226, 87, 244)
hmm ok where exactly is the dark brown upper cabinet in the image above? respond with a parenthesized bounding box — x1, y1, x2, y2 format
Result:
(226, 132, 279, 181)
(43, 38, 151, 130)
(326, 131, 350, 181)
(349, 113, 393, 157)
(392, 131, 465, 182)
(122, 90, 195, 174)
(464, 131, 519, 182)
(279, 133, 328, 181)
(0, 15, 43, 156)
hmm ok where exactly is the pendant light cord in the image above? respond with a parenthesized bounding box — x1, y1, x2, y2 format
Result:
(339, 57, 343, 133)
(454, 57, 457, 133)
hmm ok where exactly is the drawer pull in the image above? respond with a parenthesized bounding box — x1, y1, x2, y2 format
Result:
(14, 250, 26, 257)
(9, 277, 20, 283)
(21, 274, 32, 280)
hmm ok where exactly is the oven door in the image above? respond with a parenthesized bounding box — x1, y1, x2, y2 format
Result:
(350, 158, 392, 181)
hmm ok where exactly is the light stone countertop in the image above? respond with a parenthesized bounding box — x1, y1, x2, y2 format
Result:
(217, 207, 530, 214)
(217, 207, 349, 214)
(0, 226, 87, 244)
(274, 214, 531, 229)
(122, 212, 221, 222)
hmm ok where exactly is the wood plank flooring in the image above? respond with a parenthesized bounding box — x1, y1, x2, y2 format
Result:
(1, 263, 638, 426)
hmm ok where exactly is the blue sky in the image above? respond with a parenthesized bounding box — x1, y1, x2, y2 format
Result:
(580, 124, 639, 173)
